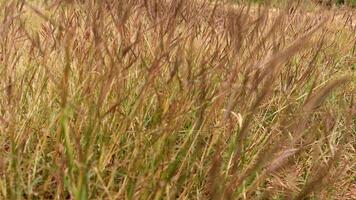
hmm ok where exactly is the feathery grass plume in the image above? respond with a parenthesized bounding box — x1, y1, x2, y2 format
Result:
(292, 75, 353, 144)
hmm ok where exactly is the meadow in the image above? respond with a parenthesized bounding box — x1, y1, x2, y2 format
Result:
(0, 0, 355, 199)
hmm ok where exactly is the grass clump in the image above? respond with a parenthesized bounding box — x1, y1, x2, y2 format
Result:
(0, 0, 355, 199)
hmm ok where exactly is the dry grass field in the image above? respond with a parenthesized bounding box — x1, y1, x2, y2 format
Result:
(0, 0, 355, 199)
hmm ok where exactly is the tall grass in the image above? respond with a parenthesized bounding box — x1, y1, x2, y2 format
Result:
(0, 0, 355, 199)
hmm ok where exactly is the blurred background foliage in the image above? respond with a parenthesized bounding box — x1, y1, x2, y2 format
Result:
(233, 0, 356, 7)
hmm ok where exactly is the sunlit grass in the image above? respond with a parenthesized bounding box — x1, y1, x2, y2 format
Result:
(0, 0, 355, 199)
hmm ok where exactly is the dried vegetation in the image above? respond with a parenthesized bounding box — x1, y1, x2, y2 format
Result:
(0, 0, 355, 199)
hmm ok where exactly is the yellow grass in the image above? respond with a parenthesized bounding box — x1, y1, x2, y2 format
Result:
(0, 0, 355, 199)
